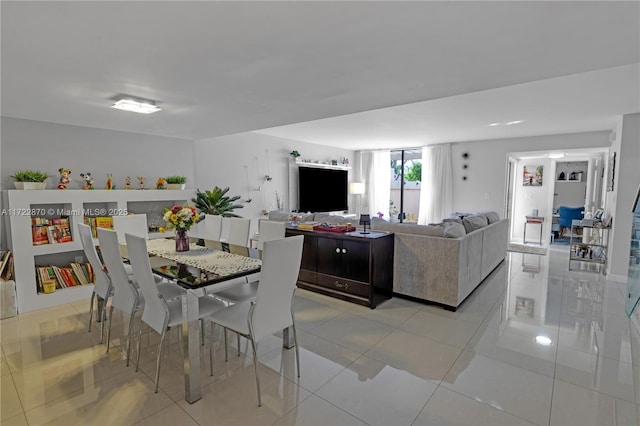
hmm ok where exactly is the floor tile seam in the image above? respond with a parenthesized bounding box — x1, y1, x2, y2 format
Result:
(555, 344, 638, 368)
(131, 402, 200, 426)
(552, 375, 639, 405)
(428, 385, 541, 426)
(304, 325, 392, 356)
(305, 391, 373, 426)
(267, 391, 317, 426)
(2, 369, 27, 419)
(460, 347, 558, 380)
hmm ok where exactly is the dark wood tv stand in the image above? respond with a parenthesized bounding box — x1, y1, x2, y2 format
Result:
(285, 227, 394, 309)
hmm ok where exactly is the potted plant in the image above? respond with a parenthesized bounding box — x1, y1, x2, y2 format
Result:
(192, 186, 244, 217)
(11, 170, 50, 189)
(165, 176, 187, 190)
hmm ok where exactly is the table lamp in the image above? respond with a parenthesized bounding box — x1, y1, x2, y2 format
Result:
(359, 214, 371, 234)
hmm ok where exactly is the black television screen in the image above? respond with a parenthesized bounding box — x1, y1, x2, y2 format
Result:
(298, 167, 348, 213)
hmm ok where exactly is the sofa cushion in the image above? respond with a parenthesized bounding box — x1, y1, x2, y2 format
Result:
(314, 213, 354, 226)
(268, 211, 315, 222)
(480, 211, 500, 224)
(442, 221, 466, 238)
(462, 214, 488, 233)
(371, 218, 444, 237)
(443, 217, 463, 225)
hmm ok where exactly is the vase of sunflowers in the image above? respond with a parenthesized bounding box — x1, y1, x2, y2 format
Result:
(163, 204, 201, 252)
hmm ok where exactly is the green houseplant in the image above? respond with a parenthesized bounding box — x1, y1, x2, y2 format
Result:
(192, 186, 244, 217)
(165, 175, 187, 190)
(11, 170, 50, 189)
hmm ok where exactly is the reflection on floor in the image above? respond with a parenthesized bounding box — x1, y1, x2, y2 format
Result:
(2, 248, 639, 425)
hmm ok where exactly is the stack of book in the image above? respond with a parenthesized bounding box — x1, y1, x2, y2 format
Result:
(35, 262, 94, 293)
(31, 217, 72, 245)
(83, 216, 113, 238)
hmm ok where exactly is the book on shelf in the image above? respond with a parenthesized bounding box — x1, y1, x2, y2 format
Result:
(0, 251, 14, 281)
(70, 262, 89, 285)
(84, 216, 113, 238)
(32, 225, 49, 245)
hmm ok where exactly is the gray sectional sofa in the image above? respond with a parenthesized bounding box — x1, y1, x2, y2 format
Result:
(268, 210, 508, 310)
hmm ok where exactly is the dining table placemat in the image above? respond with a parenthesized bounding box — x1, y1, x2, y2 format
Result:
(146, 238, 261, 277)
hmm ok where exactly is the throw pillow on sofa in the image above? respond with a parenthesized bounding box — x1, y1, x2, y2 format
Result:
(480, 211, 500, 224)
(371, 217, 444, 237)
(442, 221, 466, 238)
(462, 214, 489, 233)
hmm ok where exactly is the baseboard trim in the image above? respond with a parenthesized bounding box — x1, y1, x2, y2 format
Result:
(607, 273, 628, 284)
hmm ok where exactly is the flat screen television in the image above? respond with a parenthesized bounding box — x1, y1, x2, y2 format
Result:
(298, 167, 348, 213)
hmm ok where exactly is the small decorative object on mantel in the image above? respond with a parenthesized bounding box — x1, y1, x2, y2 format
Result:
(137, 176, 145, 190)
(163, 204, 201, 252)
(156, 177, 167, 190)
(165, 175, 187, 190)
(105, 174, 115, 190)
(11, 170, 49, 190)
(57, 168, 71, 190)
(125, 176, 132, 190)
(290, 150, 301, 158)
(80, 172, 94, 190)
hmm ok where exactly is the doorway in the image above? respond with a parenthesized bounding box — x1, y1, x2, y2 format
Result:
(505, 149, 608, 248)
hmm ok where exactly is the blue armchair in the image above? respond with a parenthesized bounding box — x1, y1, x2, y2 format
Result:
(558, 206, 584, 236)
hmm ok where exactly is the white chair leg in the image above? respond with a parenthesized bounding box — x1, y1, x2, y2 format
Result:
(250, 338, 261, 407)
(155, 329, 168, 393)
(88, 293, 96, 332)
(135, 322, 143, 372)
(237, 333, 241, 357)
(125, 310, 136, 367)
(106, 305, 114, 352)
(292, 322, 301, 378)
(209, 323, 216, 376)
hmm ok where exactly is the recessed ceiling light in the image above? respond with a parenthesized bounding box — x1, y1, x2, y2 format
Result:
(111, 96, 161, 114)
(489, 123, 500, 127)
(506, 120, 524, 125)
(547, 152, 566, 159)
(535, 335, 553, 346)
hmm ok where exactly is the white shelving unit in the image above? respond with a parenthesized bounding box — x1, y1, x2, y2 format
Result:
(4, 189, 195, 313)
(568, 219, 610, 273)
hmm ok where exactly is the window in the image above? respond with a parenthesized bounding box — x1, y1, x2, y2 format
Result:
(390, 149, 422, 223)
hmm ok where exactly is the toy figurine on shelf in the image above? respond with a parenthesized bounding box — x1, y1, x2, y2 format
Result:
(137, 176, 145, 190)
(57, 168, 71, 190)
(105, 174, 115, 190)
(125, 176, 131, 190)
(80, 172, 94, 190)
(156, 177, 166, 190)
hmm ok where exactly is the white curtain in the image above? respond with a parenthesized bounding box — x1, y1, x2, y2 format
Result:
(357, 150, 391, 220)
(418, 144, 453, 225)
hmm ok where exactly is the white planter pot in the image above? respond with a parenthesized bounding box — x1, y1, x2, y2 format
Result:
(166, 183, 186, 190)
(13, 182, 24, 190)
(22, 182, 46, 190)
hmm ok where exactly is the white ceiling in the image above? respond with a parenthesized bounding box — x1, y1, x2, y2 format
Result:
(2, 1, 639, 150)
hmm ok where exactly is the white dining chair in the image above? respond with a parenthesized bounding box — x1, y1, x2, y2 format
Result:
(208, 235, 304, 406)
(112, 214, 148, 243)
(202, 215, 224, 250)
(257, 220, 286, 252)
(125, 232, 226, 393)
(225, 217, 250, 248)
(78, 224, 112, 343)
(98, 228, 183, 362)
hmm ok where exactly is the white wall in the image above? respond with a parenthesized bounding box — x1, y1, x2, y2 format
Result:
(1, 117, 196, 191)
(451, 131, 611, 216)
(606, 113, 640, 281)
(1, 116, 196, 250)
(193, 131, 354, 235)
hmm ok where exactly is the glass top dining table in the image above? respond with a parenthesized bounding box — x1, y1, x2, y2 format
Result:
(140, 238, 276, 404)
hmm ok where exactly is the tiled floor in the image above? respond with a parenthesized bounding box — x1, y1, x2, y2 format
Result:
(2, 246, 639, 425)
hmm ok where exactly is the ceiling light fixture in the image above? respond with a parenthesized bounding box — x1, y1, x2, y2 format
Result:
(488, 123, 500, 127)
(111, 96, 161, 114)
(506, 120, 524, 125)
(547, 152, 566, 159)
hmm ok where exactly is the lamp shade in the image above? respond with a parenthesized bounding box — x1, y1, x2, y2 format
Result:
(349, 182, 365, 195)
(359, 214, 371, 225)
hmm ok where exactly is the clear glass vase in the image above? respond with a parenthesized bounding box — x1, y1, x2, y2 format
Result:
(175, 229, 189, 252)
